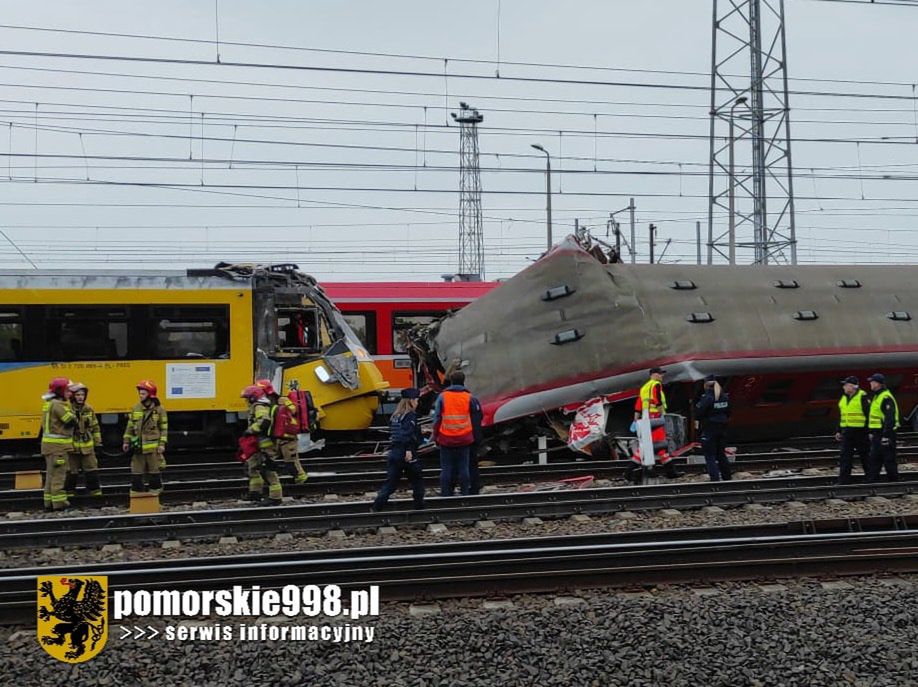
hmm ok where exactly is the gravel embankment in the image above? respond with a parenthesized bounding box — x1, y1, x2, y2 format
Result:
(2, 574, 915, 686)
(4, 491, 916, 568)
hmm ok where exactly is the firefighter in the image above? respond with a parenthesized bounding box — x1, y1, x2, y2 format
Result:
(241, 384, 283, 505)
(632, 367, 681, 479)
(256, 379, 307, 484)
(835, 376, 870, 484)
(65, 382, 103, 499)
(40, 377, 76, 511)
(371, 388, 425, 511)
(432, 370, 481, 497)
(694, 375, 732, 481)
(866, 373, 899, 483)
(122, 380, 168, 496)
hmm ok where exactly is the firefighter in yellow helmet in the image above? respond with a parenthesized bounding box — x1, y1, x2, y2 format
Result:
(241, 384, 283, 505)
(41, 377, 77, 511)
(122, 380, 168, 496)
(256, 379, 308, 484)
(65, 382, 103, 499)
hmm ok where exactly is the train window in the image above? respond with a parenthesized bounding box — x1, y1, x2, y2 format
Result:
(0, 311, 23, 361)
(756, 379, 794, 404)
(46, 307, 129, 361)
(151, 306, 229, 359)
(276, 308, 319, 353)
(809, 378, 842, 402)
(341, 312, 377, 355)
(392, 312, 442, 354)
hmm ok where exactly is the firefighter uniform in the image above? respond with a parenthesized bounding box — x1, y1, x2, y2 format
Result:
(40, 380, 76, 511)
(123, 388, 168, 496)
(65, 384, 103, 498)
(275, 395, 307, 483)
(246, 400, 283, 504)
(694, 376, 732, 482)
(866, 374, 899, 483)
(837, 377, 870, 484)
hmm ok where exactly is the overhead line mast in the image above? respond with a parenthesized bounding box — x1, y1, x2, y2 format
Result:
(452, 102, 485, 281)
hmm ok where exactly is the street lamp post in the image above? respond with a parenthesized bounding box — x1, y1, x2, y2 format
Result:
(728, 96, 748, 265)
(531, 144, 552, 251)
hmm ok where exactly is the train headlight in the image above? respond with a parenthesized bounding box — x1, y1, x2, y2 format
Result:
(314, 365, 332, 383)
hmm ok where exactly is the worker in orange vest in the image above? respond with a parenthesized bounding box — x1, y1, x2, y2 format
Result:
(632, 367, 682, 479)
(432, 370, 481, 497)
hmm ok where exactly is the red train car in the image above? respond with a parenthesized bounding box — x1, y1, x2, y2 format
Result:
(322, 282, 498, 395)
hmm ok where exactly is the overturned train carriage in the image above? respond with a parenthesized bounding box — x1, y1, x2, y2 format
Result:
(416, 237, 918, 443)
(0, 264, 388, 450)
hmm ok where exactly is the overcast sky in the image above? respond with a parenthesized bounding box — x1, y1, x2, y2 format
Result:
(1, 0, 918, 279)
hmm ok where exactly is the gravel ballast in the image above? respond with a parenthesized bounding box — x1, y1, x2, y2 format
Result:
(3, 575, 915, 686)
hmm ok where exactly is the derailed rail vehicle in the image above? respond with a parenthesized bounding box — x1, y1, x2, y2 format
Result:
(0, 263, 388, 451)
(411, 237, 918, 447)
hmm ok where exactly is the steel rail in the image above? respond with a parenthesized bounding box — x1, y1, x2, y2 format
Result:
(2, 474, 916, 550)
(1, 519, 916, 624)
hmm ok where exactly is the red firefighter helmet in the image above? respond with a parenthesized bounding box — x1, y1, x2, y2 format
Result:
(241, 384, 265, 401)
(254, 379, 277, 396)
(136, 380, 158, 397)
(48, 377, 71, 396)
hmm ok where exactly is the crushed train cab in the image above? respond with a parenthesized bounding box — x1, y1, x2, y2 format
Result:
(0, 263, 388, 451)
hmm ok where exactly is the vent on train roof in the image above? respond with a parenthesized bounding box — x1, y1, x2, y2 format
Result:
(772, 280, 799, 289)
(794, 310, 819, 321)
(686, 312, 715, 323)
(887, 311, 912, 321)
(542, 284, 576, 301)
(837, 279, 861, 288)
(551, 328, 584, 345)
(669, 280, 697, 290)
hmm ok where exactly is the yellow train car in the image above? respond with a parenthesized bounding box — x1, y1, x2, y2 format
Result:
(0, 263, 387, 450)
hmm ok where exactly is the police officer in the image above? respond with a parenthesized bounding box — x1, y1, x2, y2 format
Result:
(122, 380, 168, 496)
(835, 376, 870, 484)
(694, 374, 732, 481)
(866, 373, 899, 482)
(65, 382, 103, 499)
(40, 377, 76, 511)
(371, 388, 425, 511)
(241, 384, 283, 505)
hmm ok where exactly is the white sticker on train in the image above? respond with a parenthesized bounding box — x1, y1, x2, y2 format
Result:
(166, 363, 216, 399)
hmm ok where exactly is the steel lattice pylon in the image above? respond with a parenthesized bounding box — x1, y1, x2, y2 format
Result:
(451, 102, 485, 280)
(707, 0, 797, 265)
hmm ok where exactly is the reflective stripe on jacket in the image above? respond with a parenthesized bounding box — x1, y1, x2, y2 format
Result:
(72, 403, 102, 453)
(636, 379, 667, 416)
(123, 402, 169, 453)
(868, 389, 899, 431)
(41, 398, 75, 451)
(838, 390, 868, 429)
(247, 402, 276, 450)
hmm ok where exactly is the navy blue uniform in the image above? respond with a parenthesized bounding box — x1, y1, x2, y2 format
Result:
(372, 411, 425, 510)
(695, 388, 732, 481)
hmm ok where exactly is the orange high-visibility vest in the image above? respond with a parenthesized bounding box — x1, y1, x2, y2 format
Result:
(439, 390, 473, 437)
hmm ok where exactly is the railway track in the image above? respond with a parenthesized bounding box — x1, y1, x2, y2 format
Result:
(3, 452, 910, 511)
(3, 474, 916, 550)
(1, 515, 915, 624)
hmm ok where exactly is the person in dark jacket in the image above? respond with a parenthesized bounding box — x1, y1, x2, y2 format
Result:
(371, 388, 425, 511)
(835, 375, 870, 484)
(694, 375, 732, 481)
(432, 371, 482, 497)
(866, 373, 899, 482)
(468, 401, 485, 495)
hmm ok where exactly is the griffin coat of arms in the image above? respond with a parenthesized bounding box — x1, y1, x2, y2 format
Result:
(37, 576, 108, 663)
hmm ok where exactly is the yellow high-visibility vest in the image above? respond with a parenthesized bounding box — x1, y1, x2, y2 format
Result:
(868, 388, 899, 430)
(639, 379, 667, 416)
(838, 390, 867, 429)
